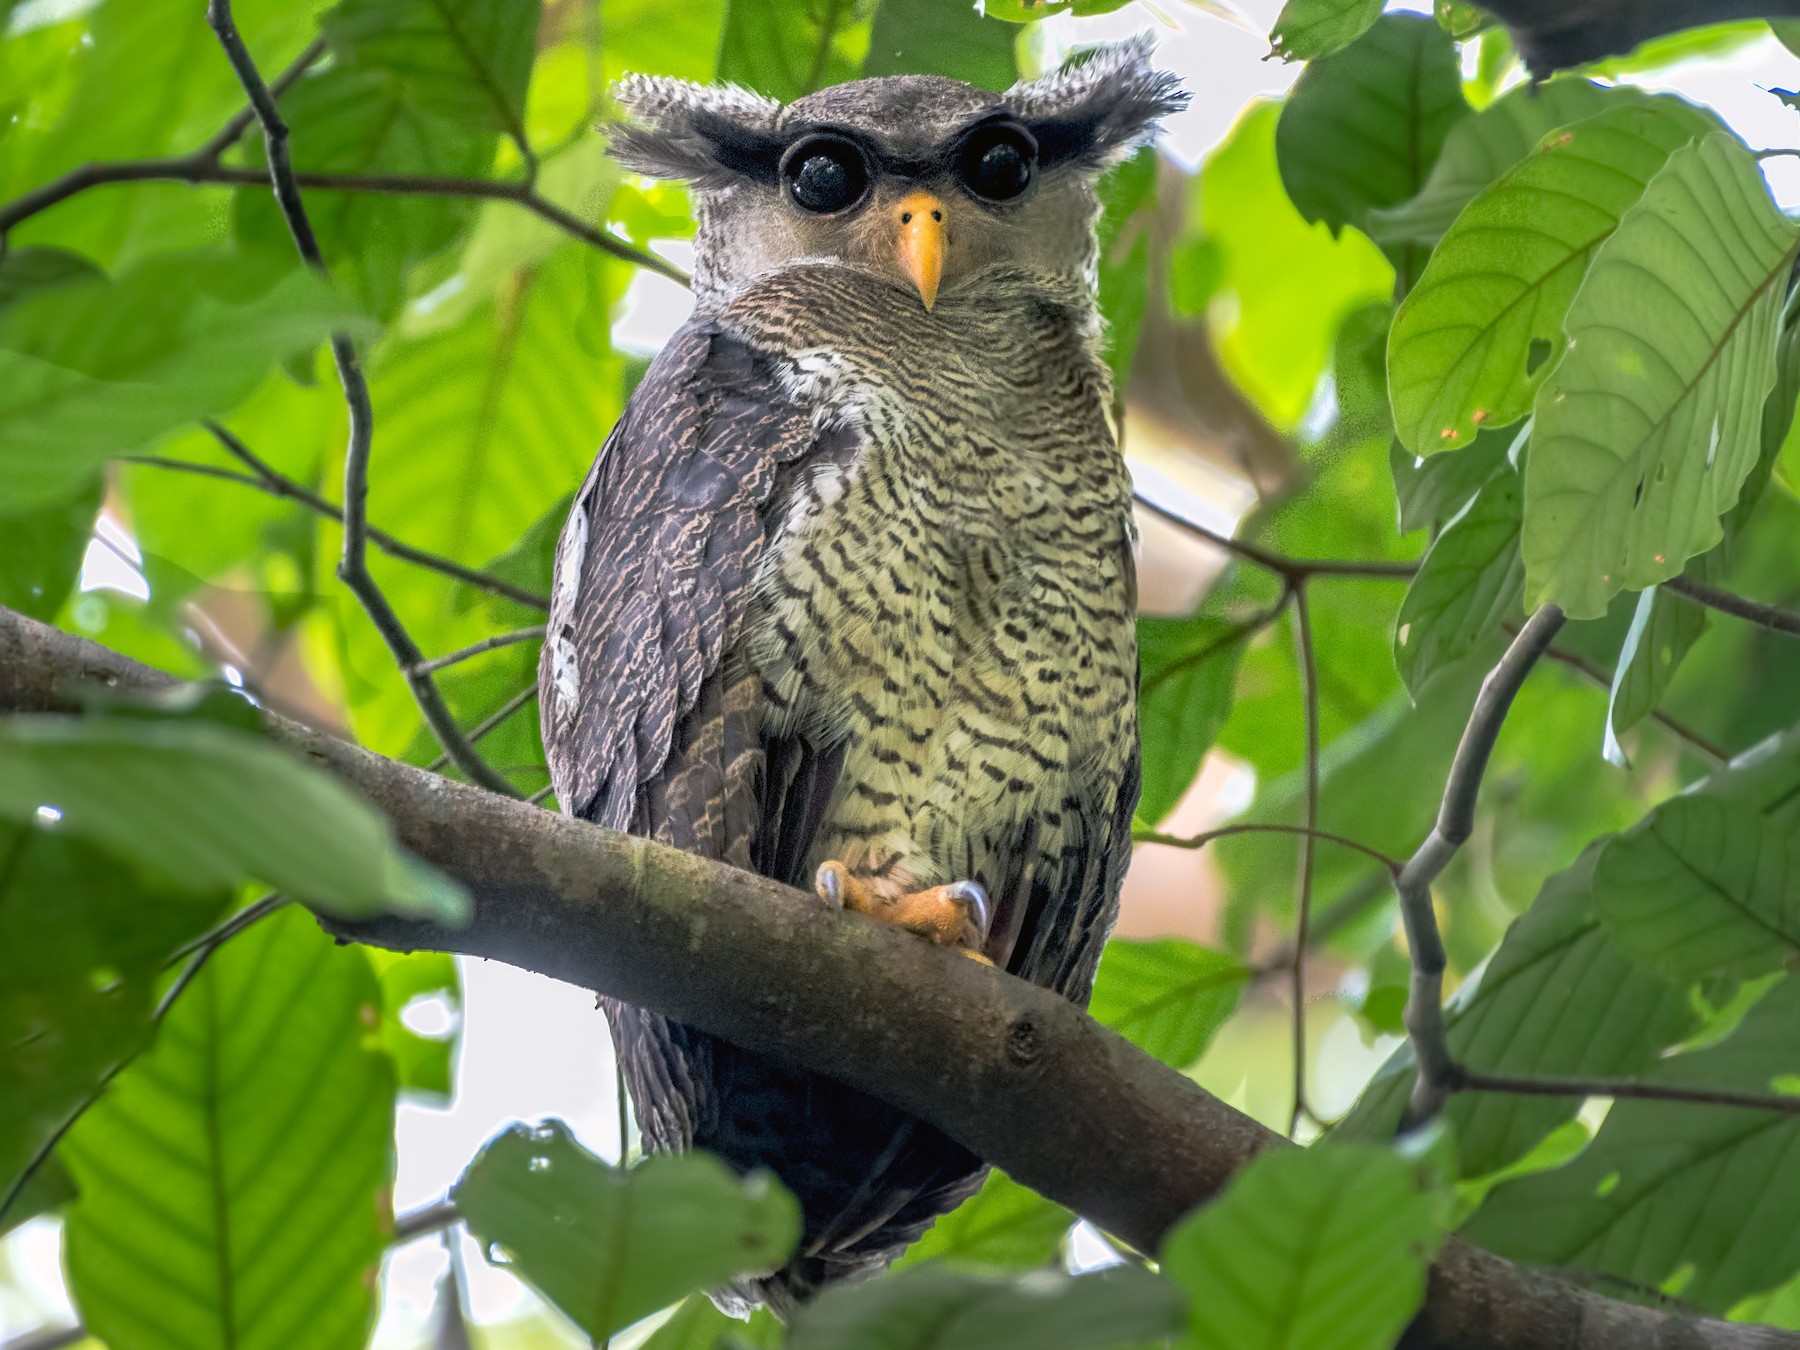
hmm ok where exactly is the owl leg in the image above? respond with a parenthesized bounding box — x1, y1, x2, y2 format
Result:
(815, 861, 993, 964)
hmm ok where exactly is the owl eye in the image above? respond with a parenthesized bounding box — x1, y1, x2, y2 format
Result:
(780, 135, 873, 215)
(958, 124, 1036, 203)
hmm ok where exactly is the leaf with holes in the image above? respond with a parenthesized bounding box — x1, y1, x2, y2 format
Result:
(454, 1122, 801, 1341)
(1387, 99, 1715, 458)
(1268, 0, 1384, 61)
(1594, 794, 1800, 984)
(63, 906, 395, 1350)
(1275, 15, 1467, 238)
(0, 713, 468, 923)
(901, 1170, 1074, 1272)
(1136, 612, 1256, 828)
(1394, 458, 1526, 698)
(787, 1265, 1184, 1350)
(1161, 1143, 1450, 1350)
(1087, 939, 1248, 1072)
(1370, 79, 1646, 246)
(1463, 976, 1800, 1314)
(0, 825, 225, 1215)
(1524, 133, 1800, 618)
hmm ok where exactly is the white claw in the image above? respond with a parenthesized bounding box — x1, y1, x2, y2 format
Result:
(815, 863, 846, 909)
(944, 880, 990, 939)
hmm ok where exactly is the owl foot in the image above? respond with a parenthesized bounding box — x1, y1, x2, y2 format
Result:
(815, 860, 993, 964)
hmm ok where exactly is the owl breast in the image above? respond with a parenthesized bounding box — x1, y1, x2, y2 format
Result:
(729, 266, 1137, 925)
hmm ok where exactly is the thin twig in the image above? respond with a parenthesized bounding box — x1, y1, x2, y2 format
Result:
(165, 892, 288, 966)
(1526, 630, 1730, 767)
(395, 1197, 462, 1242)
(1288, 585, 1321, 1137)
(1400, 604, 1567, 1129)
(802, 0, 847, 94)
(1135, 822, 1403, 876)
(206, 0, 517, 798)
(1457, 1067, 1800, 1116)
(1132, 491, 1419, 583)
(410, 626, 545, 677)
(528, 781, 557, 807)
(425, 683, 538, 774)
(1665, 575, 1800, 640)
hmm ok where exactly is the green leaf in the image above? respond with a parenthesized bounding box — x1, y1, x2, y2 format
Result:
(1370, 79, 1643, 246)
(876, 0, 1019, 86)
(641, 1296, 781, 1350)
(786, 1265, 1184, 1350)
(0, 825, 225, 1213)
(365, 948, 462, 1102)
(1463, 976, 1800, 1314)
(64, 906, 395, 1350)
(1087, 939, 1249, 1071)
(321, 0, 541, 140)
(1433, 0, 1485, 37)
(454, 1123, 801, 1341)
(0, 474, 102, 621)
(1268, 0, 1384, 62)
(0, 252, 368, 514)
(1594, 794, 1800, 984)
(719, 0, 872, 101)
(1095, 147, 1158, 389)
(1387, 99, 1715, 458)
(900, 1170, 1074, 1272)
(1391, 427, 1509, 534)
(1334, 847, 1696, 1176)
(1275, 15, 1467, 239)
(1394, 457, 1525, 699)
(1524, 133, 1800, 618)
(1136, 612, 1255, 827)
(982, 0, 1134, 21)
(1161, 1143, 1449, 1350)
(1604, 583, 1707, 751)
(0, 245, 104, 310)
(0, 1152, 77, 1238)
(0, 713, 469, 923)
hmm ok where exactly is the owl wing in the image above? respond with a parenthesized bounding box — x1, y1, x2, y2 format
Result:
(540, 315, 847, 873)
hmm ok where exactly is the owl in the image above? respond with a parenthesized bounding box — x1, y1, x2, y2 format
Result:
(540, 38, 1183, 1313)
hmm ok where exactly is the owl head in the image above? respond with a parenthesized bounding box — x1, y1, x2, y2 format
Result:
(608, 39, 1185, 309)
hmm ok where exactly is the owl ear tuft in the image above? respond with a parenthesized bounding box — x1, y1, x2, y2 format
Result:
(606, 76, 785, 186)
(1007, 36, 1187, 170)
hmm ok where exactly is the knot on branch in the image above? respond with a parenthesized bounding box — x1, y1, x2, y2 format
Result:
(1006, 1012, 1046, 1067)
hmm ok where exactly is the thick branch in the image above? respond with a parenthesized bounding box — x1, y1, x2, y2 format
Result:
(5, 606, 1796, 1350)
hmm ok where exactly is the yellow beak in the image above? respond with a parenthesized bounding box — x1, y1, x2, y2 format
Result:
(895, 191, 947, 311)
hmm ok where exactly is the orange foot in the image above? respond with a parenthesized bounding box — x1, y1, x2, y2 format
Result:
(815, 860, 993, 964)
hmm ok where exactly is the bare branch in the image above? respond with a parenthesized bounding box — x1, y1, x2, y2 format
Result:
(1132, 491, 1420, 583)
(6, 603, 1796, 1350)
(425, 683, 538, 776)
(410, 626, 545, 678)
(1665, 575, 1800, 641)
(1289, 583, 1321, 1137)
(1135, 822, 1403, 876)
(206, 0, 517, 798)
(1400, 604, 1567, 1129)
(1457, 1068, 1800, 1117)
(395, 1198, 462, 1243)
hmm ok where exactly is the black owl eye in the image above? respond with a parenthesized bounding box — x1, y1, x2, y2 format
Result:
(958, 124, 1036, 203)
(780, 135, 873, 215)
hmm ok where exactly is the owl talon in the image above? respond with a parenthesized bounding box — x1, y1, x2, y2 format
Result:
(813, 862, 991, 953)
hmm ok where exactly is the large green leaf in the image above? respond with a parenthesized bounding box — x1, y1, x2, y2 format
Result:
(0, 712, 468, 922)
(1394, 457, 1525, 698)
(1523, 133, 1799, 618)
(1136, 610, 1254, 827)
(0, 252, 367, 514)
(454, 1123, 801, 1341)
(1604, 583, 1708, 749)
(1594, 794, 1800, 984)
(321, 0, 541, 140)
(1268, 0, 1384, 62)
(1086, 939, 1249, 1072)
(1334, 848, 1696, 1176)
(900, 1170, 1074, 1272)
(1463, 976, 1800, 1314)
(1387, 99, 1715, 458)
(1370, 79, 1645, 246)
(1391, 427, 1510, 534)
(1275, 15, 1467, 240)
(1161, 1143, 1449, 1350)
(785, 1266, 1184, 1350)
(0, 474, 102, 621)
(0, 825, 225, 1212)
(63, 906, 395, 1350)
(863, 0, 1018, 88)
(719, 0, 872, 101)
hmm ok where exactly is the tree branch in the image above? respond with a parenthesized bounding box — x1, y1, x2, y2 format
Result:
(207, 1, 517, 799)
(1400, 604, 1567, 1128)
(1131, 491, 1419, 582)
(7, 606, 1798, 1350)
(1665, 575, 1800, 641)
(409, 626, 545, 678)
